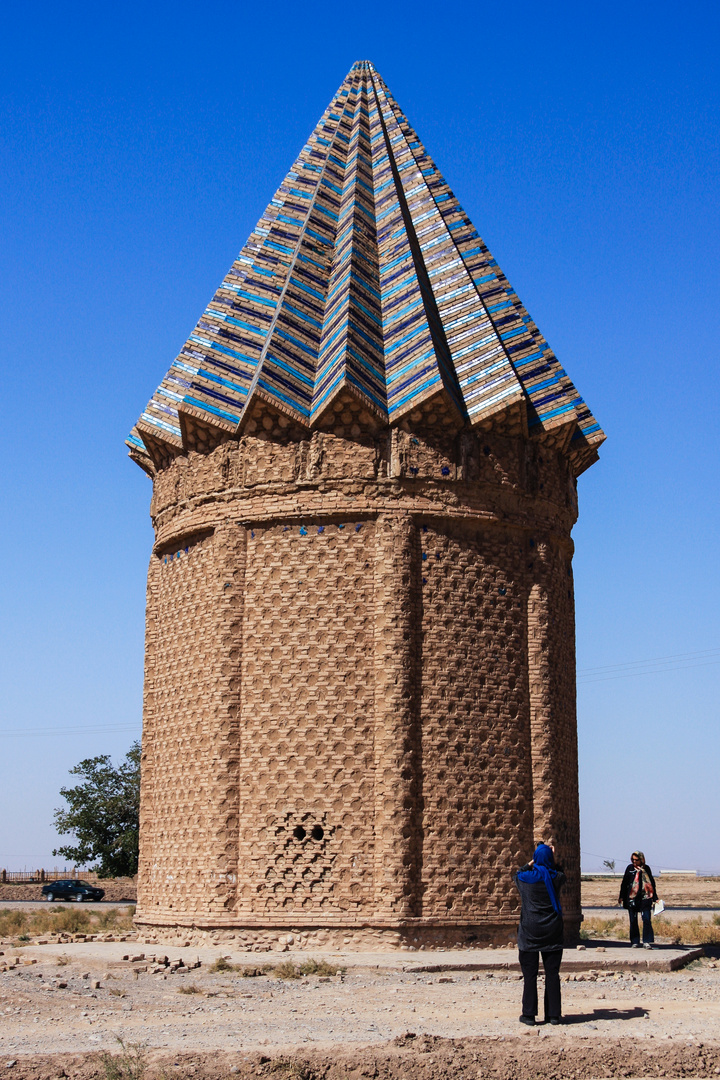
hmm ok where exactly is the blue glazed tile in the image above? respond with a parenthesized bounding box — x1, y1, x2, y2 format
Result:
(129, 62, 603, 480)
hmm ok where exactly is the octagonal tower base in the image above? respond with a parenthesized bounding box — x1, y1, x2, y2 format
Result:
(135, 414, 583, 948)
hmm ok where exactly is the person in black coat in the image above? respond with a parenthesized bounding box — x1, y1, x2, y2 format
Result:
(515, 843, 566, 1026)
(618, 850, 659, 948)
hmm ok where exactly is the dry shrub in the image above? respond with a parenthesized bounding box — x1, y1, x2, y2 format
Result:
(0, 904, 134, 941)
(580, 917, 624, 940)
(654, 915, 720, 945)
(100, 1038, 147, 1080)
(298, 958, 343, 977)
(95, 907, 123, 930)
(273, 960, 301, 980)
(177, 983, 201, 994)
(0, 909, 29, 938)
(582, 911, 720, 945)
(210, 956, 234, 972)
(267, 1062, 314, 1079)
(272, 958, 343, 980)
(47, 908, 93, 934)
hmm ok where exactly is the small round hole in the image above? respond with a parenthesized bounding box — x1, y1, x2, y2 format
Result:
(311, 825, 324, 841)
(293, 825, 306, 841)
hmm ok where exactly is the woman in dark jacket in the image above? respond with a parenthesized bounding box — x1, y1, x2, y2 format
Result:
(618, 850, 658, 948)
(515, 843, 565, 1026)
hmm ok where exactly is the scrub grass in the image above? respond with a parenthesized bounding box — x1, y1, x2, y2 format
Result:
(272, 959, 344, 980)
(100, 1038, 147, 1080)
(581, 913, 720, 945)
(654, 914, 720, 945)
(0, 904, 135, 940)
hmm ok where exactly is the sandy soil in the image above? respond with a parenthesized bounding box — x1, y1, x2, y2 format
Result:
(1, 946, 719, 1078)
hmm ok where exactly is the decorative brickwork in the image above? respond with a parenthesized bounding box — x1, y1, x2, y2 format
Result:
(130, 62, 604, 949)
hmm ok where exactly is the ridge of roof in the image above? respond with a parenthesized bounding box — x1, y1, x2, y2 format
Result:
(129, 63, 604, 477)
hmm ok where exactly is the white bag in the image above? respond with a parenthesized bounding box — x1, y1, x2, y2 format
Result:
(653, 899, 665, 916)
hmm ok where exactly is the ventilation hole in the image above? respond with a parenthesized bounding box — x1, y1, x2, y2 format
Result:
(311, 825, 324, 841)
(293, 826, 306, 841)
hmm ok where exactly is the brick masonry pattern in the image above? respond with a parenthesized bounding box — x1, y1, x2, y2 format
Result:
(136, 410, 583, 948)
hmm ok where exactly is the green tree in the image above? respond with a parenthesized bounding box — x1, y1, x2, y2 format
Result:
(52, 741, 141, 878)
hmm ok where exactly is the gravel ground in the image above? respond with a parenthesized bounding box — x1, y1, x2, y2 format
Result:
(0, 878, 717, 1076)
(1, 949, 719, 1077)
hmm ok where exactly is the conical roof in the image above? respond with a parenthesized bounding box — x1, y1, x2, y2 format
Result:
(128, 61, 604, 476)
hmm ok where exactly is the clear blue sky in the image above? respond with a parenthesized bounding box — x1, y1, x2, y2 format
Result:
(1, 1, 718, 875)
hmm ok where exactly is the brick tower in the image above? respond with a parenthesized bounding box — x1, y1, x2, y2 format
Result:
(128, 62, 604, 949)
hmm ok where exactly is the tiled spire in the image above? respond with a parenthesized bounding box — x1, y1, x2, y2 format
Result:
(129, 61, 604, 475)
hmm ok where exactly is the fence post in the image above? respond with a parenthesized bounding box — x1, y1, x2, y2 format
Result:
(1, 869, 5, 883)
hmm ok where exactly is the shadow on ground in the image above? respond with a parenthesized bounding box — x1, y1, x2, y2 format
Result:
(561, 1007, 647, 1024)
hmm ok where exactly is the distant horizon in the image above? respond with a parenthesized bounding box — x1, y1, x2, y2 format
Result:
(2, 858, 717, 878)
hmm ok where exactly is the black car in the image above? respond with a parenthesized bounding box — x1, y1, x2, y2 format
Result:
(41, 879, 105, 902)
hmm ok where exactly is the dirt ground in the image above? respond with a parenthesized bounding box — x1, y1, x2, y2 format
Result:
(6, 1038, 720, 1080)
(1, 947, 720, 1078)
(1, 877, 719, 1076)
(581, 877, 720, 909)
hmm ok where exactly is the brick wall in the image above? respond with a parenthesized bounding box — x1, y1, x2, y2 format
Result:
(137, 415, 582, 945)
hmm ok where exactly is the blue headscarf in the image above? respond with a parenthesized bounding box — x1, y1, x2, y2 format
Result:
(517, 844, 562, 914)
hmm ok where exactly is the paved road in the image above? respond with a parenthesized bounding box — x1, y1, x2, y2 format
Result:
(585, 905, 720, 921)
(2, 901, 717, 917)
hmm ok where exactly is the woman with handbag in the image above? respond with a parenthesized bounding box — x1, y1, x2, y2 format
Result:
(618, 850, 659, 949)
